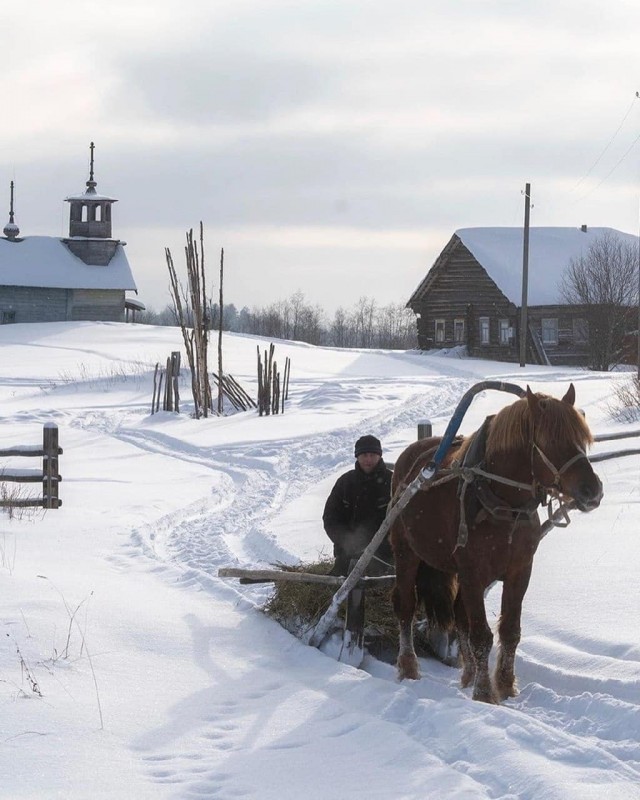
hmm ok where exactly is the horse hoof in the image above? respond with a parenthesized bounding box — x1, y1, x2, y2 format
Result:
(460, 669, 475, 689)
(496, 684, 519, 701)
(472, 689, 499, 704)
(397, 654, 420, 681)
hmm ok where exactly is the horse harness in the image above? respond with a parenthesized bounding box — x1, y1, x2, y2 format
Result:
(448, 416, 590, 550)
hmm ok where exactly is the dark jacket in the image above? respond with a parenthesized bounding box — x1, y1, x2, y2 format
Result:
(323, 459, 393, 574)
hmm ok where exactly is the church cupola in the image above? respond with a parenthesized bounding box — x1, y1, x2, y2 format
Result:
(3, 181, 20, 240)
(65, 142, 117, 240)
(63, 142, 121, 266)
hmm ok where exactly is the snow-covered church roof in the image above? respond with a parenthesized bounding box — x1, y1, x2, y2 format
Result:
(455, 226, 639, 306)
(0, 236, 137, 291)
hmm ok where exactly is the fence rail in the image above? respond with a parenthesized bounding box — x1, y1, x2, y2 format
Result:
(0, 423, 62, 509)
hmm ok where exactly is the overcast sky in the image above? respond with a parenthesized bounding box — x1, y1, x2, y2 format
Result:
(3, 0, 640, 314)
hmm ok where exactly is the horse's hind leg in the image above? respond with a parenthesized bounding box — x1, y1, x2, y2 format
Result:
(494, 564, 532, 700)
(392, 537, 421, 681)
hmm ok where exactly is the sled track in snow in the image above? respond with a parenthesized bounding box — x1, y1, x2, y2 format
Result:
(85, 376, 468, 576)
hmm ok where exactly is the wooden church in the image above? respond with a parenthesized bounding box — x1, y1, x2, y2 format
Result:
(0, 143, 139, 324)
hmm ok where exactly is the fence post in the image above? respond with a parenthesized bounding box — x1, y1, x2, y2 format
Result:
(171, 351, 181, 413)
(417, 419, 432, 439)
(42, 423, 61, 509)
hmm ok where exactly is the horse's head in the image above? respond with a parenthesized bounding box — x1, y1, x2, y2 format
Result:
(526, 383, 603, 512)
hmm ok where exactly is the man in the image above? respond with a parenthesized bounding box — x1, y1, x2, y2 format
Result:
(322, 434, 393, 576)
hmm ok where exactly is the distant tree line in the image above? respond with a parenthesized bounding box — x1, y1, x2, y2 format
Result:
(136, 290, 418, 350)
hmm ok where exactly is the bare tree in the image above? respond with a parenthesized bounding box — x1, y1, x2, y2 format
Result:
(217, 248, 224, 414)
(165, 224, 214, 417)
(330, 307, 350, 347)
(560, 231, 639, 371)
(352, 296, 377, 348)
(376, 303, 417, 349)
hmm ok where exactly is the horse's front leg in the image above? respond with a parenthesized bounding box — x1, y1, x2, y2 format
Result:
(454, 591, 474, 689)
(494, 562, 533, 701)
(391, 533, 421, 681)
(459, 577, 497, 703)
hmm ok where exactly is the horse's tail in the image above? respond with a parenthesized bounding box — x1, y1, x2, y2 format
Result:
(415, 562, 458, 632)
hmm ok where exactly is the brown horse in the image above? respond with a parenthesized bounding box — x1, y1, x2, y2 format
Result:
(390, 384, 603, 703)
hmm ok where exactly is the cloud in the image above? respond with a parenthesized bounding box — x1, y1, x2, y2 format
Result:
(116, 51, 331, 125)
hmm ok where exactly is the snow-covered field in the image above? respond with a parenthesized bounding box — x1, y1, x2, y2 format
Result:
(0, 321, 638, 799)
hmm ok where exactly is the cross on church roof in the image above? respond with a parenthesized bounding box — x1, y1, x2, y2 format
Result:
(86, 141, 97, 194)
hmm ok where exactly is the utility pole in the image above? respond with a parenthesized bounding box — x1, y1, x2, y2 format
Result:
(519, 182, 531, 368)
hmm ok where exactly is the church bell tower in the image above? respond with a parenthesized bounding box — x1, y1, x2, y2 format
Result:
(64, 142, 120, 265)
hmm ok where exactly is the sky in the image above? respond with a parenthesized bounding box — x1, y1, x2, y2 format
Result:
(3, 1, 640, 313)
(0, 321, 639, 798)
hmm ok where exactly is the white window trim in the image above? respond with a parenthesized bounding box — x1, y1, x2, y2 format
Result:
(479, 317, 490, 345)
(541, 318, 558, 345)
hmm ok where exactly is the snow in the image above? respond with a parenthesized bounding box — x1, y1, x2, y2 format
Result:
(64, 192, 117, 202)
(0, 236, 137, 290)
(455, 227, 640, 306)
(0, 321, 638, 799)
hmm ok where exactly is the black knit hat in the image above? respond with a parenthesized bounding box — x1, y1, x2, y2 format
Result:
(354, 434, 382, 457)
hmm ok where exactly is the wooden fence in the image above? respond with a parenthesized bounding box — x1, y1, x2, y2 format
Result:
(0, 423, 62, 509)
(151, 351, 181, 414)
(591, 428, 640, 461)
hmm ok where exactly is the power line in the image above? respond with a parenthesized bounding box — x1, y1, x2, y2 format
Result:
(576, 127, 640, 202)
(571, 91, 639, 193)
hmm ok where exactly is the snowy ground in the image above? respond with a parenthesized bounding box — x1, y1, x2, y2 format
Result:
(0, 321, 638, 799)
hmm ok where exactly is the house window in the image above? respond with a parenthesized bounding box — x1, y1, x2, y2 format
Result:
(541, 318, 558, 345)
(82, 205, 88, 222)
(435, 319, 445, 343)
(499, 319, 512, 345)
(1, 310, 16, 324)
(479, 317, 490, 345)
(573, 318, 588, 343)
(454, 318, 465, 343)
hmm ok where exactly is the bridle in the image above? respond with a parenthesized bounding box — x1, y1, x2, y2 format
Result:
(531, 442, 590, 493)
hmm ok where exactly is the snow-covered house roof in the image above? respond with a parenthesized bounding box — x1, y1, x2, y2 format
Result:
(454, 226, 639, 306)
(0, 236, 137, 291)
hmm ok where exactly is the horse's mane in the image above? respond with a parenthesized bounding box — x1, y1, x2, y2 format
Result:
(483, 393, 594, 458)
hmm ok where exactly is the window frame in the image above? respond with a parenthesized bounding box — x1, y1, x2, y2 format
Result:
(479, 317, 490, 345)
(499, 319, 512, 345)
(572, 318, 588, 343)
(541, 318, 558, 345)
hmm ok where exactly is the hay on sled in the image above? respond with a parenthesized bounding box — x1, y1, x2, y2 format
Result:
(262, 559, 445, 663)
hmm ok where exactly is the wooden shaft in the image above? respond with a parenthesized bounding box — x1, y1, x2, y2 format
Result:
(218, 567, 395, 588)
